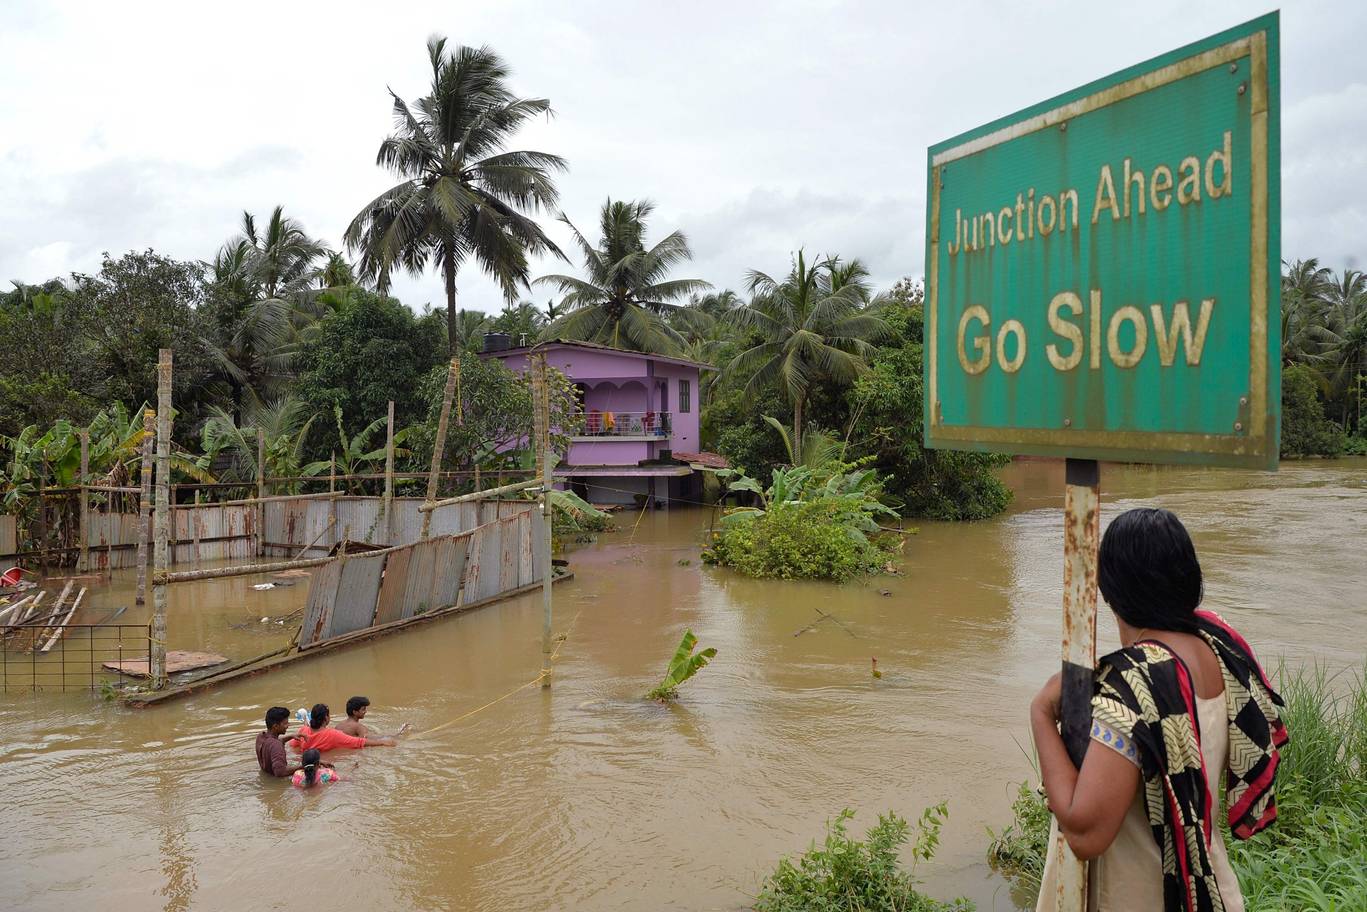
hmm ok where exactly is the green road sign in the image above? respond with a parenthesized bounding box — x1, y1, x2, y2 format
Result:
(924, 14, 1280, 470)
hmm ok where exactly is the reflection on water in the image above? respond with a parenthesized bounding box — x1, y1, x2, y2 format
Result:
(1, 460, 1364, 911)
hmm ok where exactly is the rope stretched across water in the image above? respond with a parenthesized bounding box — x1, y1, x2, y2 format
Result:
(416, 607, 584, 738)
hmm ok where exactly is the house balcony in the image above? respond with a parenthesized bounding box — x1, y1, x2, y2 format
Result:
(573, 410, 672, 441)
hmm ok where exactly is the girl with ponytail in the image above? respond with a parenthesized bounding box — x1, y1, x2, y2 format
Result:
(290, 748, 341, 789)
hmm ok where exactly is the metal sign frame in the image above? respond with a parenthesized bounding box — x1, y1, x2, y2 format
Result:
(924, 14, 1280, 470)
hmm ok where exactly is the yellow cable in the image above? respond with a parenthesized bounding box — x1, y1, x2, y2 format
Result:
(417, 608, 583, 738)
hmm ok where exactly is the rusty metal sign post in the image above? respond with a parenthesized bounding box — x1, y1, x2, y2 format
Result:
(923, 15, 1280, 911)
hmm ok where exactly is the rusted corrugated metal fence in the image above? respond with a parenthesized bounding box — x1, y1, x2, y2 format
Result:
(296, 508, 545, 648)
(1, 496, 539, 572)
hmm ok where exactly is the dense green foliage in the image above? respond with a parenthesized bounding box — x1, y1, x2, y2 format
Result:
(645, 629, 717, 701)
(703, 462, 899, 581)
(755, 807, 972, 912)
(1280, 260, 1367, 455)
(295, 288, 447, 439)
(989, 665, 1367, 911)
(850, 333, 1011, 521)
(985, 781, 1051, 891)
(0, 252, 214, 436)
(703, 278, 1011, 520)
(1280, 364, 1348, 458)
(407, 356, 582, 473)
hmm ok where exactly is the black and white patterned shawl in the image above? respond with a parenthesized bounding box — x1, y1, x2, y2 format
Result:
(1090, 609, 1286, 912)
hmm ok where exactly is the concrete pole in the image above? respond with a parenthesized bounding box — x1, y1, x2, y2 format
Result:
(422, 357, 460, 540)
(1054, 458, 1100, 912)
(78, 431, 90, 573)
(151, 349, 173, 689)
(135, 408, 154, 605)
(383, 400, 395, 544)
(531, 354, 553, 687)
(255, 428, 266, 558)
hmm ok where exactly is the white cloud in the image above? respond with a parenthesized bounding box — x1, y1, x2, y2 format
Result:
(1, 0, 1364, 308)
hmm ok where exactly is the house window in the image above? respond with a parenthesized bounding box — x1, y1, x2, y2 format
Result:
(678, 379, 691, 414)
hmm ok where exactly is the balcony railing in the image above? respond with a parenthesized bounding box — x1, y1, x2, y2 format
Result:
(576, 411, 672, 438)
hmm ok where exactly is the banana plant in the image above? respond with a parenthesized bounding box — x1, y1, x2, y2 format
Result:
(646, 629, 717, 702)
(302, 406, 411, 492)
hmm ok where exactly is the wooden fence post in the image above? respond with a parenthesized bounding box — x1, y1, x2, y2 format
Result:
(1053, 458, 1101, 912)
(135, 408, 154, 605)
(421, 357, 460, 540)
(329, 455, 338, 552)
(151, 349, 173, 689)
(383, 400, 395, 544)
(531, 353, 553, 687)
(36, 481, 47, 576)
(78, 431, 90, 573)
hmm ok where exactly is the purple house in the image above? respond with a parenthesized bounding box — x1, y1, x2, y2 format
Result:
(480, 338, 724, 506)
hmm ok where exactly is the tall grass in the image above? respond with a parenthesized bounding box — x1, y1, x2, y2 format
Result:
(1228, 664, 1367, 911)
(987, 664, 1367, 911)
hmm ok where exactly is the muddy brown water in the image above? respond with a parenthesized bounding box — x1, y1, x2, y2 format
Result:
(2, 460, 1364, 911)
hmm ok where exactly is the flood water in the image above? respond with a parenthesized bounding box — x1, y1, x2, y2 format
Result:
(2, 460, 1364, 911)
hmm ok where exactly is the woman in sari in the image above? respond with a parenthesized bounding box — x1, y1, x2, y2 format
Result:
(1033, 508, 1287, 912)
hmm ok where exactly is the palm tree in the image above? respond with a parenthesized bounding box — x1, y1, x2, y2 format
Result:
(452, 309, 493, 352)
(821, 256, 875, 305)
(537, 198, 710, 352)
(319, 253, 357, 290)
(203, 207, 329, 420)
(722, 251, 891, 453)
(201, 395, 319, 490)
(1320, 267, 1367, 429)
(346, 37, 566, 353)
(1281, 258, 1333, 367)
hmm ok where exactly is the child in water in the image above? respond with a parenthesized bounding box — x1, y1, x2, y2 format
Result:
(291, 749, 342, 789)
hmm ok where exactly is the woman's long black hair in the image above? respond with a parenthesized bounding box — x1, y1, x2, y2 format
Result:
(309, 703, 329, 729)
(1098, 507, 1204, 634)
(301, 748, 322, 786)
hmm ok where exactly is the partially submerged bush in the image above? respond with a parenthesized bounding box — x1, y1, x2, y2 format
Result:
(986, 781, 1049, 891)
(988, 664, 1367, 911)
(702, 463, 899, 582)
(755, 806, 973, 912)
(549, 488, 613, 535)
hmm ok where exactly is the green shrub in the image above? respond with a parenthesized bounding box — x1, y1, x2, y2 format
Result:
(1281, 364, 1348, 457)
(988, 665, 1367, 911)
(755, 806, 973, 912)
(703, 460, 899, 582)
(986, 781, 1050, 891)
(848, 341, 1012, 521)
(706, 499, 891, 581)
(1343, 435, 1367, 457)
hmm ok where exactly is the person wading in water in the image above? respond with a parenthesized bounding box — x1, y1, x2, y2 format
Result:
(334, 695, 411, 740)
(293, 703, 399, 753)
(1033, 508, 1287, 911)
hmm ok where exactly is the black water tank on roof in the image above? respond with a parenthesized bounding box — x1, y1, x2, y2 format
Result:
(483, 332, 512, 352)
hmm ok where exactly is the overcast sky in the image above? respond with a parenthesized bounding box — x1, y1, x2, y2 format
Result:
(1, 1, 1362, 314)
